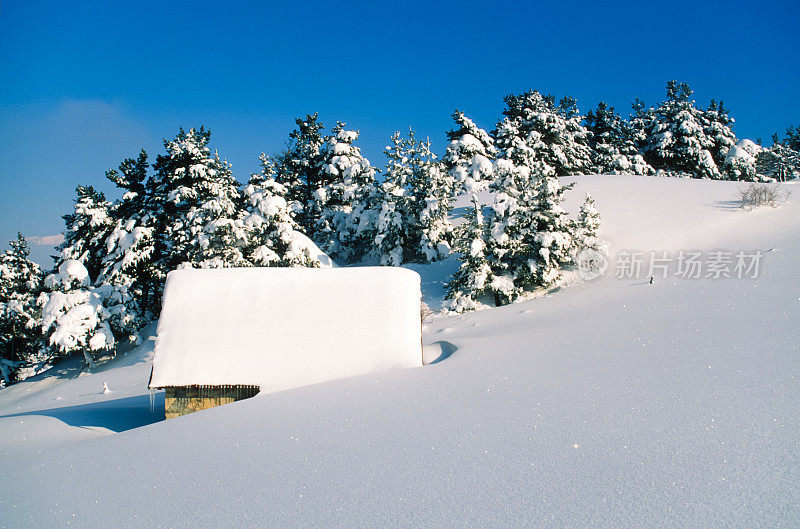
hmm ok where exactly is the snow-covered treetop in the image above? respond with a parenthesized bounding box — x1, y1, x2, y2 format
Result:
(443, 111, 497, 193)
(641, 81, 741, 179)
(243, 170, 335, 269)
(496, 89, 594, 176)
(726, 139, 762, 164)
(57, 185, 113, 282)
(44, 259, 90, 291)
(0, 234, 42, 296)
(150, 128, 234, 200)
(319, 123, 376, 186)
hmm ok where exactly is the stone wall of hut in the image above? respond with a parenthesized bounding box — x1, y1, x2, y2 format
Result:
(164, 385, 260, 419)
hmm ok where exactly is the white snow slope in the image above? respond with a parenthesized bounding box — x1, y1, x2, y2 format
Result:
(1, 175, 798, 528)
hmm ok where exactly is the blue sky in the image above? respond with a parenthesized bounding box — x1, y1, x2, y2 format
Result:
(1, 0, 798, 265)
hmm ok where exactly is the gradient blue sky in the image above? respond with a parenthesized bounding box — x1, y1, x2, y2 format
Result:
(2, 0, 799, 265)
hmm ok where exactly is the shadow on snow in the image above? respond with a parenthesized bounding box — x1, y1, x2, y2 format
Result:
(0, 393, 165, 433)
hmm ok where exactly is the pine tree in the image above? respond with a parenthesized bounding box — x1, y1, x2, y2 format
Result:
(628, 98, 655, 153)
(57, 186, 114, 283)
(148, 128, 242, 292)
(784, 124, 800, 151)
(98, 206, 154, 321)
(585, 102, 653, 175)
(444, 197, 493, 312)
(372, 190, 406, 266)
(493, 112, 539, 194)
(484, 156, 580, 306)
(414, 160, 454, 262)
(558, 96, 580, 120)
(39, 260, 115, 370)
(756, 143, 800, 181)
(374, 131, 418, 265)
(702, 99, 737, 171)
(519, 165, 577, 288)
(722, 139, 763, 182)
(643, 81, 727, 179)
(105, 149, 148, 206)
(575, 194, 601, 250)
(312, 123, 379, 263)
(97, 151, 153, 328)
(243, 156, 333, 267)
(274, 114, 326, 234)
(497, 90, 594, 177)
(442, 111, 496, 194)
(757, 126, 800, 181)
(379, 129, 453, 264)
(0, 234, 43, 385)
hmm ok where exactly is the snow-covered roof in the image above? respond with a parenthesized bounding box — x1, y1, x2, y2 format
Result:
(149, 267, 422, 393)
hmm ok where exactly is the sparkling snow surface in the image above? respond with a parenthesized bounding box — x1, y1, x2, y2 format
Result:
(1, 175, 798, 528)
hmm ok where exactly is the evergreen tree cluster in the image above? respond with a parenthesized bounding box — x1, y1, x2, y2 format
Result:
(271, 116, 454, 265)
(445, 93, 602, 311)
(1, 81, 798, 383)
(0, 122, 454, 383)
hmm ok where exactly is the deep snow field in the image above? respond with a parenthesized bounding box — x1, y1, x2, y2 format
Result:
(1, 175, 798, 528)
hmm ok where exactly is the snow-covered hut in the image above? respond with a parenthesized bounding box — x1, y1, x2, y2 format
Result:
(149, 267, 423, 418)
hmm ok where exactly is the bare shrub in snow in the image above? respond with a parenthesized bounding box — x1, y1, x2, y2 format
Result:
(738, 183, 791, 208)
(420, 302, 433, 322)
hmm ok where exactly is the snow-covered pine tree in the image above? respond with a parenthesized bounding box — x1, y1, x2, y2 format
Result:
(558, 96, 580, 120)
(242, 155, 333, 267)
(378, 129, 453, 264)
(643, 81, 724, 179)
(492, 113, 538, 195)
(39, 260, 115, 370)
(99, 214, 153, 327)
(497, 90, 595, 177)
(96, 151, 153, 333)
(486, 153, 579, 304)
(585, 101, 620, 173)
(485, 171, 531, 303)
(148, 127, 243, 276)
(522, 164, 578, 288)
(722, 139, 763, 182)
(783, 124, 800, 151)
(442, 111, 496, 194)
(57, 186, 114, 282)
(585, 102, 653, 175)
(702, 99, 737, 172)
(444, 196, 493, 312)
(374, 131, 417, 265)
(0, 234, 44, 385)
(487, 113, 539, 303)
(312, 123, 379, 263)
(628, 98, 655, 154)
(372, 189, 406, 266)
(575, 194, 601, 250)
(756, 143, 800, 181)
(414, 155, 453, 262)
(101, 150, 158, 324)
(274, 114, 326, 234)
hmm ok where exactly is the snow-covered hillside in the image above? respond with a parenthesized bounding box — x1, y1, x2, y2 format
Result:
(1, 175, 798, 528)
